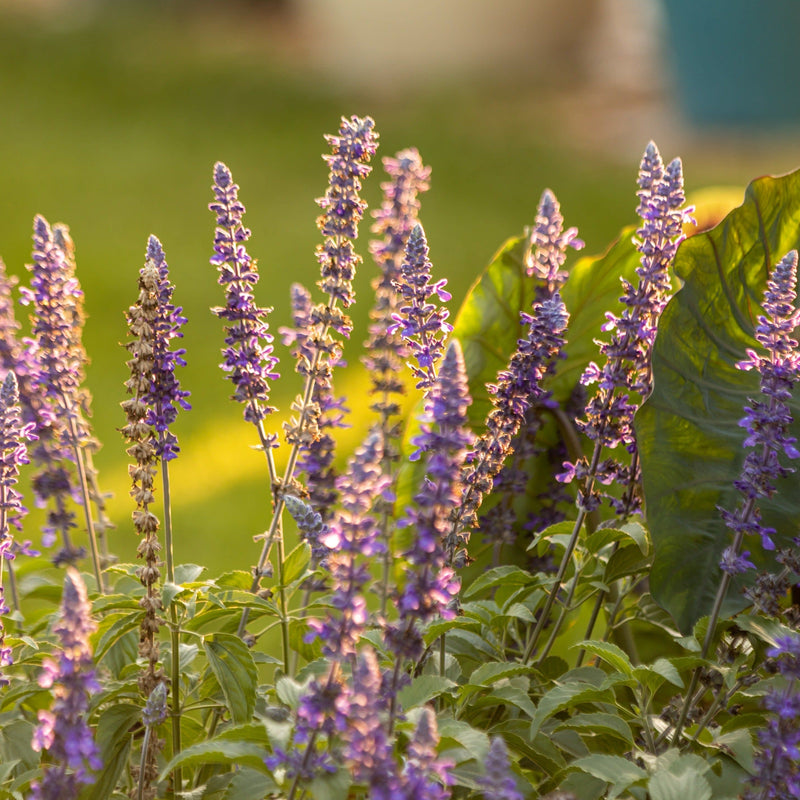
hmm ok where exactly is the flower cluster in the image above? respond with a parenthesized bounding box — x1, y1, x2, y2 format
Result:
(743, 634, 800, 799)
(526, 188, 584, 296)
(480, 737, 523, 800)
(21, 217, 89, 561)
(560, 142, 690, 514)
(389, 223, 453, 394)
(719, 249, 800, 558)
(210, 161, 280, 426)
(386, 341, 471, 665)
(31, 568, 101, 800)
(453, 293, 569, 557)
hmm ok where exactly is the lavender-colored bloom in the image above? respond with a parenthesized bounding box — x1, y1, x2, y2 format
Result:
(20, 217, 88, 560)
(480, 737, 523, 800)
(31, 568, 101, 799)
(455, 293, 569, 549)
(284, 493, 332, 569)
(142, 681, 168, 728)
(743, 634, 800, 799)
(315, 115, 379, 313)
(402, 708, 452, 800)
(386, 342, 471, 663)
(345, 649, 400, 798)
(141, 236, 190, 461)
(389, 223, 452, 393)
(526, 188, 584, 295)
(560, 142, 691, 514)
(210, 161, 280, 426)
(719, 545, 756, 576)
(719, 250, 800, 554)
(280, 282, 349, 517)
(306, 431, 390, 660)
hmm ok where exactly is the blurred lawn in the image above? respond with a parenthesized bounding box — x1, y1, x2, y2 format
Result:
(0, 1, 770, 574)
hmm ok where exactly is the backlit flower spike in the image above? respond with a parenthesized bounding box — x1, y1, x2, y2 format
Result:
(743, 633, 800, 799)
(306, 430, 390, 660)
(31, 568, 101, 799)
(364, 148, 430, 457)
(389, 222, 453, 393)
(20, 216, 86, 562)
(455, 293, 569, 547)
(210, 161, 280, 426)
(526, 188, 584, 293)
(0, 371, 36, 687)
(315, 115, 379, 313)
(561, 142, 690, 515)
(402, 707, 452, 800)
(480, 737, 523, 800)
(143, 235, 190, 462)
(719, 249, 800, 558)
(386, 341, 471, 665)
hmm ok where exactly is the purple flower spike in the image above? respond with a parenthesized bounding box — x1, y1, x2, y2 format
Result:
(402, 708, 452, 800)
(389, 223, 453, 393)
(527, 188, 584, 293)
(315, 115, 379, 311)
(480, 737, 523, 800)
(210, 161, 280, 426)
(720, 249, 800, 555)
(31, 568, 101, 800)
(743, 633, 800, 799)
(561, 142, 691, 515)
(142, 236, 190, 461)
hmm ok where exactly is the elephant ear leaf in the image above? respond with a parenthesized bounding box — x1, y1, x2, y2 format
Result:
(637, 169, 800, 634)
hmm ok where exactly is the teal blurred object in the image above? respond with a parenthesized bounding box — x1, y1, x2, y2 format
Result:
(660, 0, 800, 126)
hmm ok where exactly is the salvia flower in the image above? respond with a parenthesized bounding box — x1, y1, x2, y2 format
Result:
(386, 341, 471, 665)
(402, 708, 452, 800)
(743, 633, 800, 799)
(142, 235, 190, 461)
(315, 115, 379, 312)
(31, 568, 101, 800)
(526, 188, 584, 295)
(719, 249, 800, 557)
(284, 493, 332, 570)
(210, 161, 280, 426)
(455, 293, 569, 550)
(560, 142, 691, 514)
(480, 737, 523, 800)
(389, 223, 452, 393)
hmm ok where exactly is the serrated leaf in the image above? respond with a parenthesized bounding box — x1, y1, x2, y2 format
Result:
(468, 661, 534, 687)
(632, 658, 684, 692)
(576, 641, 633, 677)
(159, 739, 270, 781)
(221, 768, 278, 800)
(437, 717, 491, 763)
(571, 754, 647, 798)
(639, 170, 800, 633)
(556, 712, 633, 744)
(398, 674, 456, 709)
(463, 566, 534, 599)
(530, 682, 613, 738)
(648, 759, 712, 800)
(203, 633, 257, 725)
(281, 542, 311, 587)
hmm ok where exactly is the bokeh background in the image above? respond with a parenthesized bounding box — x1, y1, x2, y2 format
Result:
(3, 0, 800, 574)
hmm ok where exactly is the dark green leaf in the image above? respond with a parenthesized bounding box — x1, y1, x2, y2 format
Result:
(639, 170, 800, 632)
(203, 633, 257, 724)
(159, 739, 270, 780)
(468, 661, 534, 687)
(571, 754, 647, 798)
(221, 768, 278, 800)
(398, 675, 457, 709)
(556, 712, 633, 744)
(79, 705, 139, 800)
(577, 641, 634, 677)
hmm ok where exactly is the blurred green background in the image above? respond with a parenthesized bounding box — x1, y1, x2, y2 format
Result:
(2, 0, 800, 574)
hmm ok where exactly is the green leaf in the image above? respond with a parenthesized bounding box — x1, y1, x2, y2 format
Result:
(398, 675, 456, 709)
(638, 169, 800, 633)
(556, 712, 633, 745)
(203, 633, 257, 724)
(576, 641, 634, 677)
(437, 717, 491, 764)
(462, 566, 534, 600)
(159, 739, 270, 780)
(281, 542, 311, 588)
(308, 768, 351, 800)
(571, 754, 647, 798)
(468, 661, 534, 687)
(221, 768, 278, 800)
(648, 754, 712, 800)
(175, 564, 206, 583)
(530, 682, 613, 738)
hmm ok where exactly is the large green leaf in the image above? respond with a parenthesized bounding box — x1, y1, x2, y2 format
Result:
(638, 169, 800, 633)
(203, 633, 258, 725)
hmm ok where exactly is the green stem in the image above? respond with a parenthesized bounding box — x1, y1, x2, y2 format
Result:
(137, 725, 152, 800)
